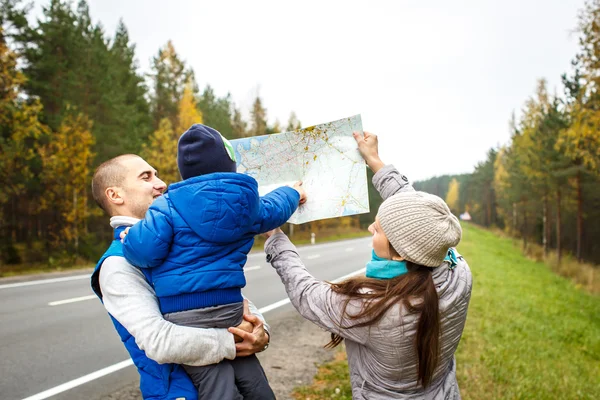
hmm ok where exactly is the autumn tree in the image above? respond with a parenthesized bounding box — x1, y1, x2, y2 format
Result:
(142, 119, 177, 185)
(39, 110, 94, 254)
(0, 22, 51, 262)
(176, 82, 203, 134)
(143, 82, 202, 185)
(445, 178, 460, 215)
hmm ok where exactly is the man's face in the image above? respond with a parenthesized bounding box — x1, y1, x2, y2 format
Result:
(118, 157, 167, 219)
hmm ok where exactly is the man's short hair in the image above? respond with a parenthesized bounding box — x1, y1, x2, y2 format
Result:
(92, 154, 139, 214)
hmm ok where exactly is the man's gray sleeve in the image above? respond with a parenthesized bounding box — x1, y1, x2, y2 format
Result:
(372, 164, 415, 200)
(99, 256, 236, 366)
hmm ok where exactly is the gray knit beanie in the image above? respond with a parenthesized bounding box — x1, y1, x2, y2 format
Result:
(377, 191, 462, 267)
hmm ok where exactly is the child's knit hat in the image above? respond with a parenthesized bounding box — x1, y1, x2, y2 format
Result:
(177, 124, 237, 180)
(377, 191, 462, 267)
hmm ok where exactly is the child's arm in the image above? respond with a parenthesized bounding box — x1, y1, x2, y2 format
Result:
(122, 196, 174, 268)
(255, 183, 302, 233)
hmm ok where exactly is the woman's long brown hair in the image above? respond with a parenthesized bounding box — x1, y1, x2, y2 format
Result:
(326, 246, 441, 388)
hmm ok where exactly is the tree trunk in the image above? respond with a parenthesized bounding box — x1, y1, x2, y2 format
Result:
(512, 202, 517, 236)
(542, 195, 548, 258)
(11, 197, 17, 242)
(556, 188, 562, 264)
(576, 171, 583, 262)
(73, 188, 79, 256)
(522, 204, 528, 251)
(83, 193, 88, 235)
(486, 184, 492, 227)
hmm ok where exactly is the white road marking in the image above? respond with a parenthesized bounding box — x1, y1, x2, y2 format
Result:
(48, 295, 96, 306)
(19, 265, 366, 400)
(0, 274, 89, 290)
(21, 359, 134, 400)
(258, 298, 291, 314)
(306, 254, 321, 260)
(345, 247, 354, 252)
(244, 266, 261, 272)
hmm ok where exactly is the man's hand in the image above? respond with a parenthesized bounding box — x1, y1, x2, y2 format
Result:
(232, 300, 254, 343)
(228, 313, 269, 357)
(353, 131, 385, 173)
(293, 181, 307, 205)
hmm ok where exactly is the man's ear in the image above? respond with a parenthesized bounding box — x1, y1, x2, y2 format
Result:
(105, 187, 124, 207)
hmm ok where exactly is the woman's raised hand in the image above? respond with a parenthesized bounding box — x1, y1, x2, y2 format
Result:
(353, 131, 385, 173)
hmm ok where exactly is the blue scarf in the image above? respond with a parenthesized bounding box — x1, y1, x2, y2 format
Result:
(366, 248, 459, 280)
(365, 250, 408, 279)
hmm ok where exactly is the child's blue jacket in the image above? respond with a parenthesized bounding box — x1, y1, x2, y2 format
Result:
(123, 172, 300, 313)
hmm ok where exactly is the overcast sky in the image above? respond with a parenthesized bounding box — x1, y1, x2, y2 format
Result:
(34, 0, 585, 180)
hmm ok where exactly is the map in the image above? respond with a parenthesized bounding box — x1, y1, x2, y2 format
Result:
(230, 115, 370, 224)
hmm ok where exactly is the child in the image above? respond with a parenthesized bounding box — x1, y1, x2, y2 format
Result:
(122, 124, 306, 399)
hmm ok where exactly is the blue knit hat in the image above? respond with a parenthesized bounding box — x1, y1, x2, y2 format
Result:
(177, 124, 237, 180)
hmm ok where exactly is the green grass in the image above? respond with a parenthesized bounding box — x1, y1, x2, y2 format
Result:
(293, 223, 600, 400)
(293, 350, 352, 400)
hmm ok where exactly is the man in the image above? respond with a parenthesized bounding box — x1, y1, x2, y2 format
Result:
(90, 154, 270, 400)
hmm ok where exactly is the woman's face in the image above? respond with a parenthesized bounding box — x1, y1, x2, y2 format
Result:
(368, 218, 398, 260)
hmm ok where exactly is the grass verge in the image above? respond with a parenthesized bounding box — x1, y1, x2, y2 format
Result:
(293, 222, 600, 400)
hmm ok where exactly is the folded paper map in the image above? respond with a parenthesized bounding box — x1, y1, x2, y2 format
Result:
(230, 115, 369, 224)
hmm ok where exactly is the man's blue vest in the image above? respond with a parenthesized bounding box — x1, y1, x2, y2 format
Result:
(91, 227, 197, 400)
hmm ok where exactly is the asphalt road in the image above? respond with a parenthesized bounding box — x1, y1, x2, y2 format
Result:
(0, 236, 371, 400)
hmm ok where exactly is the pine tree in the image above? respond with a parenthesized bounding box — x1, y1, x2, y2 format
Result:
(250, 96, 267, 136)
(286, 112, 301, 131)
(231, 106, 247, 138)
(107, 19, 152, 155)
(19, 1, 151, 163)
(149, 40, 194, 130)
(267, 119, 282, 135)
(21, 0, 80, 129)
(197, 85, 233, 136)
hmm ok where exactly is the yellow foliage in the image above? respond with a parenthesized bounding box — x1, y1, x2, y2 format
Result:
(445, 178, 460, 214)
(0, 28, 26, 125)
(0, 99, 49, 205)
(0, 32, 50, 212)
(39, 111, 95, 246)
(145, 82, 204, 185)
(557, 104, 600, 174)
(142, 118, 179, 185)
(176, 83, 203, 135)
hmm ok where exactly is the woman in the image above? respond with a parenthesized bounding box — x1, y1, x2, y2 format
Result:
(263, 132, 472, 399)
